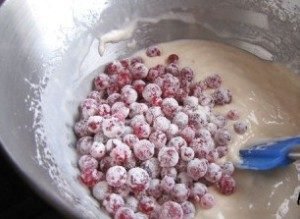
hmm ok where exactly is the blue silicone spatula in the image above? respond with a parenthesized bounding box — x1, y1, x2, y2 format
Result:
(237, 136, 300, 170)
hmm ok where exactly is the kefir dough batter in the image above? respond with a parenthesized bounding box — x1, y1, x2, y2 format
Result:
(134, 40, 300, 219)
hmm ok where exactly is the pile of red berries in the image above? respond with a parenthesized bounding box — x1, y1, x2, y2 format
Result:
(74, 45, 247, 219)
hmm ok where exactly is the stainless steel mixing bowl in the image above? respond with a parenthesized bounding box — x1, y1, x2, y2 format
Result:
(0, 0, 299, 218)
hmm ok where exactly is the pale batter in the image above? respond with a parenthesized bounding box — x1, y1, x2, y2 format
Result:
(134, 40, 300, 219)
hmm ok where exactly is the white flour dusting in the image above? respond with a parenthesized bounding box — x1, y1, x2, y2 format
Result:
(276, 199, 290, 219)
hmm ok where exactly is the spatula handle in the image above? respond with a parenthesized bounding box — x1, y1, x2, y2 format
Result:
(288, 145, 300, 160)
(288, 152, 300, 160)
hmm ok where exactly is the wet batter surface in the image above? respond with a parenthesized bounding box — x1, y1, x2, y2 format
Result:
(134, 40, 300, 219)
